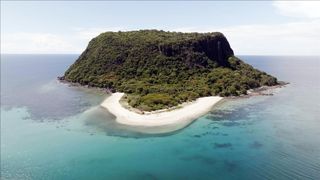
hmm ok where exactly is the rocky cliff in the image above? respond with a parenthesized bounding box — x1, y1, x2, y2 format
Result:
(158, 33, 234, 66)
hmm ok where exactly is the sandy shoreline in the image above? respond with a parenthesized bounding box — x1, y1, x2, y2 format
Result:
(100, 92, 223, 127)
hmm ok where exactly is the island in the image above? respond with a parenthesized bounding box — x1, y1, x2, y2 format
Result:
(60, 30, 279, 128)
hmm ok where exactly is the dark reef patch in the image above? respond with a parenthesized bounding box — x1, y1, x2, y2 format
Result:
(222, 121, 241, 127)
(249, 141, 263, 149)
(192, 131, 228, 138)
(180, 155, 216, 165)
(224, 160, 238, 172)
(213, 143, 233, 149)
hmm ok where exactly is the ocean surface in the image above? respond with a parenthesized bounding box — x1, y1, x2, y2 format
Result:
(1, 54, 320, 179)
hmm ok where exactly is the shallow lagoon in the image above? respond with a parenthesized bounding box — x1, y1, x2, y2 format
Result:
(1, 55, 320, 179)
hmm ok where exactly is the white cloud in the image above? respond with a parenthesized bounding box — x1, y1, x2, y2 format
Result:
(273, 1, 320, 19)
(1, 27, 136, 54)
(1, 32, 79, 54)
(172, 20, 320, 55)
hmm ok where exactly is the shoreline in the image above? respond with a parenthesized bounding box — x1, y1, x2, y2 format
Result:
(58, 78, 287, 129)
(100, 93, 223, 127)
(58, 78, 288, 98)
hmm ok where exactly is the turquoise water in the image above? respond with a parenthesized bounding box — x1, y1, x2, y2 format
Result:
(1, 55, 320, 179)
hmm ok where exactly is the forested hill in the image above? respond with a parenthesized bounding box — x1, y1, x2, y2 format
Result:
(62, 30, 278, 111)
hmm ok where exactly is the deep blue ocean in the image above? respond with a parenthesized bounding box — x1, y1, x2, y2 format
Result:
(1, 54, 320, 179)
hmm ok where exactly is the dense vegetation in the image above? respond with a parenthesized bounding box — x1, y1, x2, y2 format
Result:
(63, 30, 278, 111)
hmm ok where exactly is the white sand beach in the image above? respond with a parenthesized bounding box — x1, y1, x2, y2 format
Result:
(100, 92, 223, 127)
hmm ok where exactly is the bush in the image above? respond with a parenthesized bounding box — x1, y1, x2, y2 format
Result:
(133, 93, 179, 111)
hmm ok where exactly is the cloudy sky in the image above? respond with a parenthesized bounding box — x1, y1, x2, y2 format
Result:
(1, 1, 320, 55)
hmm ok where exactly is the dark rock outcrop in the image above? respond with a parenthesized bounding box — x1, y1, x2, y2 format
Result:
(158, 33, 233, 67)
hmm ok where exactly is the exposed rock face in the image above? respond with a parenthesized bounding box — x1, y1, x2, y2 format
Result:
(158, 34, 234, 67)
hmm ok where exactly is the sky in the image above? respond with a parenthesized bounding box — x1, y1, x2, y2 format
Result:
(1, 1, 320, 55)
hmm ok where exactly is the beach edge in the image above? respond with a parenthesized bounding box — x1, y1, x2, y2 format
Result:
(100, 92, 223, 127)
